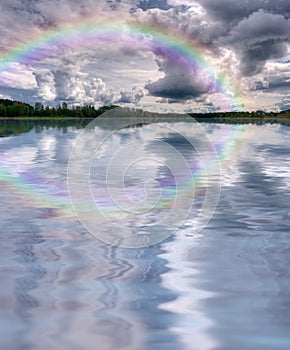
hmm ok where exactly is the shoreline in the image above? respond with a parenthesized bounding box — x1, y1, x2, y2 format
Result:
(193, 116, 290, 125)
(1, 116, 290, 125)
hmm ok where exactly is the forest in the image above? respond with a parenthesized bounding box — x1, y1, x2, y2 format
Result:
(0, 99, 118, 118)
(0, 98, 289, 122)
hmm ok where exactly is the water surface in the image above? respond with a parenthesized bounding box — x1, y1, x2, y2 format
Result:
(1, 120, 290, 349)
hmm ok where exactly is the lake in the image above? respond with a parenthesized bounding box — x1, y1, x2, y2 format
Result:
(1, 118, 290, 350)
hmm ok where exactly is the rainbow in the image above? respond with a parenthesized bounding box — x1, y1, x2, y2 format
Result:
(0, 17, 247, 234)
(0, 17, 243, 110)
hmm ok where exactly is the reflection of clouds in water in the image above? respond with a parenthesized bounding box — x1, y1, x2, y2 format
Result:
(222, 125, 290, 193)
(39, 135, 56, 159)
(262, 164, 290, 189)
(202, 124, 271, 187)
(9, 221, 147, 350)
(0, 129, 76, 219)
(0, 136, 12, 143)
(2, 146, 38, 175)
(254, 145, 290, 190)
(2, 122, 290, 349)
(159, 233, 218, 350)
(68, 115, 221, 247)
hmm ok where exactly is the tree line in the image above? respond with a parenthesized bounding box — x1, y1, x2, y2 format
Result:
(0, 99, 118, 118)
(0, 98, 289, 119)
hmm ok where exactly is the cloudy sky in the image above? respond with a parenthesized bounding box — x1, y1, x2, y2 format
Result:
(0, 0, 289, 112)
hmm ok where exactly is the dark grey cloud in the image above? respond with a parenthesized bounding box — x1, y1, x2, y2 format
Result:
(138, 0, 172, 11)
(254, 79, 290, 92)
(228, 10, 289, 43)
(240, 40, 288, 76)
(145, 56, 213, 100)
(146, 74, 209, 100)
(279, 98, 290, 111)
(194, 1, 290, 77)
(251, 64, 290, 92)
(0, 86, 38, 103)
(197, 0, 290, 25)
(223, 10, 290, 76)
(197, 0, 254, 25)
(138, 2, 289, 80)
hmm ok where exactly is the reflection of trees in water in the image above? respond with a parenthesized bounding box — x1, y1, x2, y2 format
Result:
(0, 119, 92, 137)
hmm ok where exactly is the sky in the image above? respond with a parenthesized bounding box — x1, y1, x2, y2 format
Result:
(0, 0, 289, 113)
